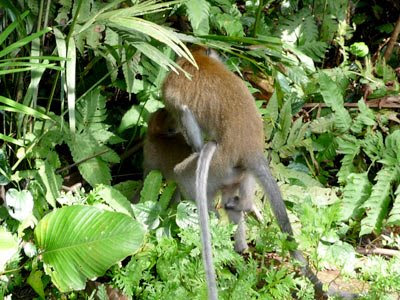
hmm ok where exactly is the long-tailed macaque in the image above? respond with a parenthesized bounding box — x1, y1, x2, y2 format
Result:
(143, 108, 261, 252)
(162, 48, 357, 300)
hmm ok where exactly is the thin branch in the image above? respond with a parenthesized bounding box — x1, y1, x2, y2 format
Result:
(357, 247, 400, 257)
(56, 149, 110, 174)
(302, 96, 400, 109)
(384, 15, 400, 61)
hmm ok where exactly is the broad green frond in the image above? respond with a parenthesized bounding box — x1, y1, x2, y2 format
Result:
(340, 173, 372, 221)
(388, 184, 400, 225)
(360, 167, 399, 236)
(185, 0, 210, 35)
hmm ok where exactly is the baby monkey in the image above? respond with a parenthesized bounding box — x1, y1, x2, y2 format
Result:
(143, 108, 261, 252)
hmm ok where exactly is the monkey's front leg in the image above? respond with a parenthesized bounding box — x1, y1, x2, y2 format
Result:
(179, 106, 203, 152)
(173, 153, 199, 201)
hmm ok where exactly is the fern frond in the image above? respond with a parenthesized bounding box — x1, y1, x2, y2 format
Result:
(140, 170, 162, 203)
(318, 72, 344, 108)
(299, 14, 318, 43)
(273, 163, 322, 187)
(271, 100, 292, 149)
(185, 0, 210, 35)
(388, 184, 400, 225)
(333, 107, 351, 133)
(340, 173, 372, 221)
(279, 118, 310, 158)
(336, 135, 361, 183)
(380, 130, 400, 166)
(298, 40, 328, 62)
(360, 167, 398, 236)
(76, 88, 107, 132)
(309, 116, 334, 134)
(315, 132, 337, 162)
(279, 9, 310, 44)
(67, 132, 114, 187)
(361, 131, 384, 163)
(264, 92, 279, 140)
(351, 99, 376, 134)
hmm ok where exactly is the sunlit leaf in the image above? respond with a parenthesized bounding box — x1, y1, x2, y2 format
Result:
(35, 205, 145, 292)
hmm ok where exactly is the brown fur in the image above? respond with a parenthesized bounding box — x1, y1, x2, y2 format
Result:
(162, 49, 264, 177)
(143, 108, 192, 181)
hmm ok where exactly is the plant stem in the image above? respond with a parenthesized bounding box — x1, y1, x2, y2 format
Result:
(252, 0, 265, 37)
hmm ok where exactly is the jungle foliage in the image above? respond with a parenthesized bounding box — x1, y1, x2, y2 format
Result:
(1, 0, 400, 299)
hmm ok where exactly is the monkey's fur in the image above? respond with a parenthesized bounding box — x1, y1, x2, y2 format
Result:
(143, 108, 192, 183)
(162, 48, 357, 299)
(143, 108, 261, 252)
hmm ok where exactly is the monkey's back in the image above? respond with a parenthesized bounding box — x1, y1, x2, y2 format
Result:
(163, 50, 264, 170)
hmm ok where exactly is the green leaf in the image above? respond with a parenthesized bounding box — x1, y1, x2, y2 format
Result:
(36, 160, 62, 208)
(67, 133, 112, 187)
(97, 185, 134, 216)
(27, 270, 45, 299)
(159, 181, 176, 213)
(351, 99, 376, 134)
(263, 91, 279, 140)
(0, 149, 11, 185)
(336, 135, 361, 184)
(132, 201, 161, 230)
(66, 36, 76, 132)
(185, 0, 210, 35)
(140, 170, 162, 203)
(75, 88, 107, 131)
(0, 10, 29, 46)
(133, 42, 183, 73)
(176, 201, 198, 229)
(309, 116, 334, 134)
(361, 131, 384, 163)
(388, 185, 400, 225)
(274, 163, 322, 187)
(0, 27, 51, 58)
(271, 100, 292, 149)
(0, 95, 52, 120)
(118, 104, 143, 133)
(380, 130, 400, 166)
(113, 180, 142, 201)
(108, 17, 196, 68)
(299, 40, 327, 62)
(340, 173, 372, 221)
(318, 72, 344, 108)
(0, 227, 19, 272)
(213, 12, 244, 37)
(314, 132, 337, 162)
(0, 133, 25, 147)
(360, 167, 398, 236)
(5, 188, 34, 222)
(333, 106, 352, 133)
(349, 42, 369, 57)
(34, 205, 145, 292)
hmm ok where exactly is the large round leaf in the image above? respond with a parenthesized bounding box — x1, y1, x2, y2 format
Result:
(34, 205, 145, 292)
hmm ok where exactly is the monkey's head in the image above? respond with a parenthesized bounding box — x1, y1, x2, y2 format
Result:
(148, 108, 179, 137)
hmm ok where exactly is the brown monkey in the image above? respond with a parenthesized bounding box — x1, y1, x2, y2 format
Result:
(143, 108, 192, 186)
(143, 108, 261, 252)
(162, 48, 357, 299)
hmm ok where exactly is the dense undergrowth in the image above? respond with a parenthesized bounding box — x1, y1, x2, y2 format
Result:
(1, 0, 400, 299)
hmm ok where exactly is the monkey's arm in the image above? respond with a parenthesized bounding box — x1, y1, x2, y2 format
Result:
(180, 105, 203, 152)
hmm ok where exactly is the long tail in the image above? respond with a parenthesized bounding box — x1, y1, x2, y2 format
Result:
(250, 155, 358, 299)
(195, 141, 218, 300)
